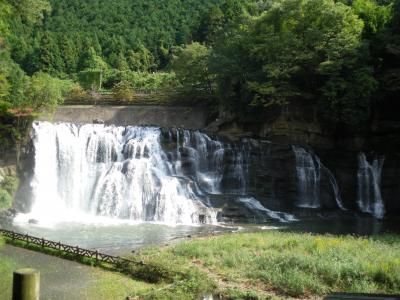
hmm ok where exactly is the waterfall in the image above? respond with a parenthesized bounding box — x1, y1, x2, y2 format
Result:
(357, 153, 385, 219)
(292, 146, 345, 210)
(171, 129, 250, 195)
(237, 197, 297, 223)
(321, 166, 346, 210)
(28, 122, 221, 225)
(292, 146, 321, 208)
(23, 122, 299, 226)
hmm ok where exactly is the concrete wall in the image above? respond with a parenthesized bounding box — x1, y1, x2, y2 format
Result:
(39, 105, 209, 130)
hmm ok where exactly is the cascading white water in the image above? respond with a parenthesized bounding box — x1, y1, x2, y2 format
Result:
(292, 146, 346, 210)
(320, 164, 346, 210)
(237, 197, 297, 223)
(172, 129, 250, 195)
(357, 153, 385, 219)
(20, 122, 296, 226)
(292, 146, 321, 208)
(27, 122, 218, 225)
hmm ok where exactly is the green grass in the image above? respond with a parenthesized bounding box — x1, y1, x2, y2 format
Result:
(126, 231, 400, 299)
(2, 232, 400, 299)
(0, 237, 154, 300)
(0, 238, 18, 297)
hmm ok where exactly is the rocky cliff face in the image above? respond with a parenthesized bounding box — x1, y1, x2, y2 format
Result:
(208, 100, 400, 216)
(11, 101, 400, 219)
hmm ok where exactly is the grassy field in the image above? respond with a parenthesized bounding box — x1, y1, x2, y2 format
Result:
(124, 231, 400, 299)
(1, 231, 400, 299)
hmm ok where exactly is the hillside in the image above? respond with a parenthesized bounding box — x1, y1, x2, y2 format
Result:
(8, 0, 235, 75)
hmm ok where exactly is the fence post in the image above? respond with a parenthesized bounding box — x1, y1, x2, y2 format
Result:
(41, 238, 44, 249)
(12, 231, 15, 241)
(95, 250, 98, 263)
(12, 268, 40, 300)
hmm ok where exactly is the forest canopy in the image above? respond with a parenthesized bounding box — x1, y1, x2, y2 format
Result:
(0, 0, 399, 127)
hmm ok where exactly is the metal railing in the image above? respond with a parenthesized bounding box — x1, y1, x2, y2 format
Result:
(0, 229, 140, 267)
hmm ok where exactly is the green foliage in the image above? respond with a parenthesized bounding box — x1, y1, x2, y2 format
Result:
(0, 174, 18, 210)
(170, 42, 213, 94)
(25, 72, 72, 111)
(78, 69, 103, 91)
(112, 80, 134, 101)
(121, 250, 216, 300)
(0, 189, 12, 210)
(79, 47, 108, 71)
(35, 31, 64, 76)
(0, 0, 399, 129)
(211, 0, 379, 125)
(103, 70, 178, 92)
(351, 0, 393, 36)
(374, 0, 400, 96)
(8, 0, 234, 76)
(132, 231, 400, 298)
(1, 175, 19, 195)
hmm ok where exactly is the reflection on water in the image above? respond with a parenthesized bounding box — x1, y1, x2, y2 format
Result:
(277, 216, 400, 236)
(6, 222, 235, 255)
(5, 216, 399, 256)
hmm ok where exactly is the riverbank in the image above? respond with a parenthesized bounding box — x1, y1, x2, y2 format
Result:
(1, 230, 399, 299)
(124, 230, 400, 299)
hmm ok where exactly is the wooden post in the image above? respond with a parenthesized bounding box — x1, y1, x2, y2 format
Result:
(41, 238, 44, 249)
(12, 268, 40, 300)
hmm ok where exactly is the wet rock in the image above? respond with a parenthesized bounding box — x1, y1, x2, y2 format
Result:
(92, 118, 104, 124)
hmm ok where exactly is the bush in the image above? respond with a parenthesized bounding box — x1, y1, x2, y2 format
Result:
(78, 69, 103, 91)
(1, 175, 19, 195)
(66, 84, 88, 99)
(103, 69, 179, 92)
(0, 189, 12, 210)
(112, 80, 134, 101)
(25, 72, 73, 111)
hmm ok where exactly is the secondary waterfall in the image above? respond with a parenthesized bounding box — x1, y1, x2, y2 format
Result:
(357, 153, 385, 219)
(292, 146, 345, 210)
(293, 146, 321, 208)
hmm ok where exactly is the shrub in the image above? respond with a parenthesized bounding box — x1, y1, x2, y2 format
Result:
(112, 80, 134, 101)
(1, 175, 19, 195)
(78, 69, 103, 91)
(67, 84, 88, 99)
(0, 189, 12, 210)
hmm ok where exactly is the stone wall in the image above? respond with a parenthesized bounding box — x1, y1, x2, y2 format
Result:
(40, 105, 209, 130)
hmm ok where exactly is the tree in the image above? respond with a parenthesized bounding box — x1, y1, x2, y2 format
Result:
(350, 0, 393, 37)
(197, 6, 225, 44)
(170, 42, 213, 94)
(36, 32, 64, 76)
(112, 80, 134, 100)
(60, 35, 78, 74)
(79, 47, 108, 71)
(7, 0, 51, 23)
(116, 51, 129, 71)
(212, 0, 378, 125)
(25, 72, 71, 111)
(374, 0, 400, 95)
